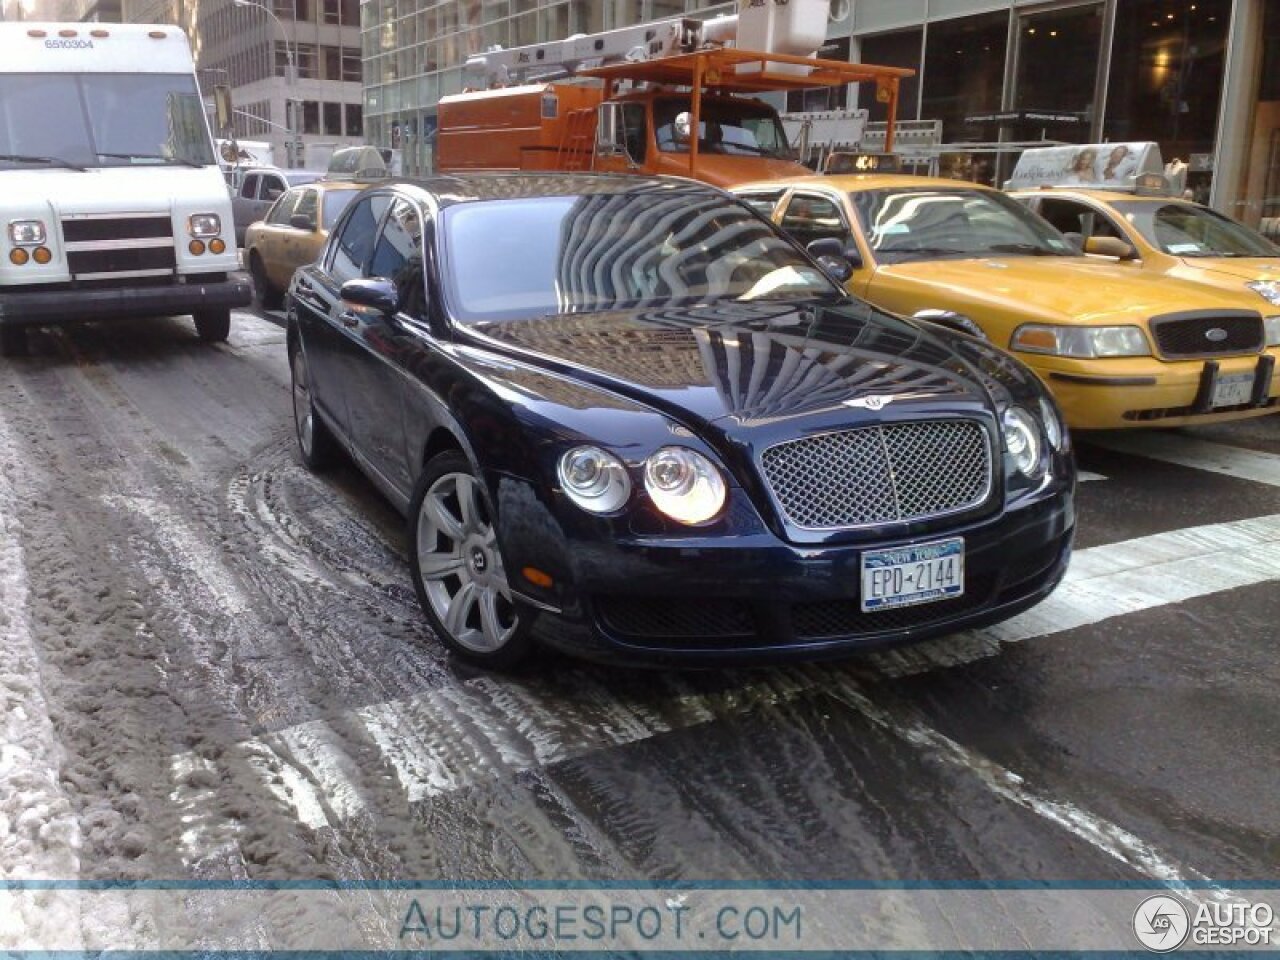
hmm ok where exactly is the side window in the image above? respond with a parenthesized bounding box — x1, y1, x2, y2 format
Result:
(293, 188, 319, 228)
(368, 198, 426, 317)
(1039, 198, 1124, 242)
(621, 103, 647, 163)
(265, 189, 299, 225)
(779, 193, 851, 247)
(329, 193, 391, 285)
(261, 175, 287, 202)
(737, 190, 784, 218)
(239, 173, 260, 200)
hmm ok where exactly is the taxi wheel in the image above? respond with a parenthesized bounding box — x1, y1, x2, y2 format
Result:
(194, 309, 231, 343)
(0, 326, 28, 358)
(249, 253, 283, 311)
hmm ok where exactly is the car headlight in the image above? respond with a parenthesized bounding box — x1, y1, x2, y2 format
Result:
(1010, 324, 1150, 358)
(558, 445, 631, 514)
(1002, 407, 1042, 477)
(1039, 395, 1066, 452)
(1247, 280, 1280, 307)
(8, 219, 46, 246)
(188, 213, 222, 238)
(1265, 315, 1280, 347)
(644, 446, 726, 525)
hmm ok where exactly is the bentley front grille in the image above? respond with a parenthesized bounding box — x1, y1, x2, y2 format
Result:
(1150, 310, 1263, 359)
(760, 420, 992, 530)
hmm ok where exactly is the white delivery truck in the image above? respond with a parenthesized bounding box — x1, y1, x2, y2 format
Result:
(0, 23, 250, 356)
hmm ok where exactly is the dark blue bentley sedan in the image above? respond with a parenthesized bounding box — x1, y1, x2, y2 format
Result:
(286, 174, 1075, 668)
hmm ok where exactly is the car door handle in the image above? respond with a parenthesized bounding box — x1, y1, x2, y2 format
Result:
(339, 311, 359, 329)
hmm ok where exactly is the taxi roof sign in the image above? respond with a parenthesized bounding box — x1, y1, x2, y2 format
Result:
(1005, 142, 1169, 193)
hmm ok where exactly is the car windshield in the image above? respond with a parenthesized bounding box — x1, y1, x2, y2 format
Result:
(1112, 200, 1280, 258)
(851, 187, 1079, 264)
(653, 96, 792, 160)
(321, 189, 360, 230)
(0, 72, 214, 170)
(442, 190, 840, 321)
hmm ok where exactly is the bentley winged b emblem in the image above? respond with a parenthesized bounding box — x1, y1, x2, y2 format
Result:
(844, 395, 894, 411)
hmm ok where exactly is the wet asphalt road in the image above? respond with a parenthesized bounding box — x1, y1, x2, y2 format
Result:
(0, 311, 1276, 917)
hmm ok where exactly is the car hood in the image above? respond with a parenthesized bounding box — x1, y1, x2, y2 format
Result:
(1177, 256, 1280, 284)
(877, 255, 1258, 323)
(463, 299, 992, 432)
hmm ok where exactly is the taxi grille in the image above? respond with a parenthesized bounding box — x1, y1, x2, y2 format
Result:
(1150, 310, 1263, 359)
(760, 420, 992, 530)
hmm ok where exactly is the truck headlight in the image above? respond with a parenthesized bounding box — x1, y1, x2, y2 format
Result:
(644, 446, 726, 525)
(8, 220, 46, 246)
(558, 446, 631, 514)
(1011, 324, 1150, 358)
(1002, 407, 1042, 477)
(1247, 280, 1280, 307)
(187, 213, 222, 238)
(1265, 315, 1280, 347)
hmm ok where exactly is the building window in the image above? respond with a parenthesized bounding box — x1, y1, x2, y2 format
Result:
(302, 100, 320, 134)
(858, 28, 922, 124)
(345, 103, 363, 136)
(787, 37, 849, 112)
(1014, 3, 1103, 136)
(323, 101, 342, 135)
(921, 12, 1008, 142)
(342, 51, 362, 82)
(323, 0, 339, 23)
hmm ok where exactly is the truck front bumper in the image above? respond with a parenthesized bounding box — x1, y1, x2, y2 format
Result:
(0, 274, 252, 327)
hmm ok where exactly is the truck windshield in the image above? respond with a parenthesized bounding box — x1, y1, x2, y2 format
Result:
(1112, 201, 1280, 258)
(442, 190, 839, 321)
(653, 97, 791, 159)
(851, 187, 1079, 264)
(0, 72, 214, 170)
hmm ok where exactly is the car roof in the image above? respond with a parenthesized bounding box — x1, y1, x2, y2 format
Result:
(1008, 186, 1185, 205)
(369, 172, 725, 208)
(733, 174, 997, 193)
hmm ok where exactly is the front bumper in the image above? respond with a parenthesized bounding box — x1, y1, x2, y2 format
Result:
(517, 485, 1074, 667)
(0, 274, 252, 326)
(1023, 350, 1280, 430)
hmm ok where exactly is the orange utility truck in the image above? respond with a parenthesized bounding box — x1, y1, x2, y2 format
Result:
(436, 2, 912, 189)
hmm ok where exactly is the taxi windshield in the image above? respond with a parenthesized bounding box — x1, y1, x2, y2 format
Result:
(851, 188, 1079, 264)
(1112, 201, 1280, 258)
(442, 191, 840, 321)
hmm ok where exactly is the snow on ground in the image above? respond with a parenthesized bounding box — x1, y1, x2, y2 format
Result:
(0, 406, 83, 950)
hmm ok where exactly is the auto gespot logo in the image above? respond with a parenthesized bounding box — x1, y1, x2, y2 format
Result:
(1133, 894, 1276, 951)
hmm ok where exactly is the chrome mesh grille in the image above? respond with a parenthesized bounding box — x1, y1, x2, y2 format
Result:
(760, 420, 992, 529)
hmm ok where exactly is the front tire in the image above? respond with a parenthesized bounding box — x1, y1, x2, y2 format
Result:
(0, 326, 28, 358)
(290, 342, 338, 470)
(194, 308, 231, 342)
(409, 451, 533, 669)
(249, 253, 283, 310)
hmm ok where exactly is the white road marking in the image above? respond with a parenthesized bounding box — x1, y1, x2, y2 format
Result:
(1089, 432, 1280, 487)
(1076, 470, 1107, 482)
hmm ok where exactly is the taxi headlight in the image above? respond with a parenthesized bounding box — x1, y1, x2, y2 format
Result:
(1247, 280, 1280, 307)
(8, 220, 46, 246)
(187, 213, 221, 238)
(1011, 323, 1150, 358)
(1003, 407, 1042, 477)
(1265, 315, 1280, 347)
(644, 446, 726, 525)
(558, 446, 631, 514)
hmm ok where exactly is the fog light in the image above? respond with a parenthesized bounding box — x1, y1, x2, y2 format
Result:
(522, 566, 554, 588)
(9, 248, 29, 265)
(209, 238, 226, 255)
(32, 246, 51, 264)
(189, 239, 206, 255)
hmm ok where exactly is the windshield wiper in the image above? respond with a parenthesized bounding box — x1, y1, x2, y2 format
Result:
(97, 151, 203, 168)
(988, 242, 1069, 257)
(0, 153, 88, 171)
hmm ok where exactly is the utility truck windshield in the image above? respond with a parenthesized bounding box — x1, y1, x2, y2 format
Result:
(0, 72, 214, 170)
(653, 97, 792, 160)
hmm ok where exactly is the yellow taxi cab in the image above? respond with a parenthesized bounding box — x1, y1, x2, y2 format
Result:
(243, 179, 367, 309)
(1005, 142, 1280, 316)
(732, 173, 1280, 431)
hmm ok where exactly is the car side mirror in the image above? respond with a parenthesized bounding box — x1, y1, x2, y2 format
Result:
(816, 255, 854, 284)
(1083, 235, 1138, 260)
(340, 277, 398, 315)
(807, 236, 863, 271)
(290, 213, 316, 231)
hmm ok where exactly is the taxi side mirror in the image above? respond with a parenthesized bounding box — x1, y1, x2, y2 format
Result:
(1083, 235, 1138, 260)
(807, 236, 863, 270)
(290, 212, 317, 231)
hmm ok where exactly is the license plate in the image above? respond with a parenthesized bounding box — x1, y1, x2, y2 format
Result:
(1212, 372, 1254, 409)
(860, 537, 964, 612)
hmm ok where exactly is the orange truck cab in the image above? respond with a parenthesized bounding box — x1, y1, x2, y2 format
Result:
(437, 46, 911, 190)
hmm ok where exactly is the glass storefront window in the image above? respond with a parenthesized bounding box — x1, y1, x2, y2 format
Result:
(922, 11, 1008, 141)
(858, 28, 921, 123)
(786, 38, 850, 112)
(1014, 3, 1102, 137)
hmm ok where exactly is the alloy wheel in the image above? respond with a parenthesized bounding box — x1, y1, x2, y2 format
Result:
(291, 348, 314, 458)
